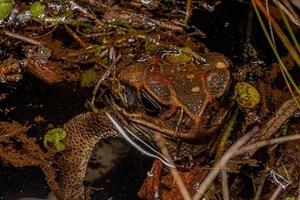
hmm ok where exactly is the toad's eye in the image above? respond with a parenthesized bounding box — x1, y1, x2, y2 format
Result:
(140, 90, 161, 116)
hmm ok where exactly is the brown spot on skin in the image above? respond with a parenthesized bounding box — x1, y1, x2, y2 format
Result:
(192, 86, 200, 93)
(187, 74, 195, 79)
(216, 62, 226, 68)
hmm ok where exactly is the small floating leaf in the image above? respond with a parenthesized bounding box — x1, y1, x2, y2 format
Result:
(235, 82, 260, 108)
(63, 9, 73, 17)
(0, 0, 13, 21)
(43, 128, 67, 152)
(30, 1, 46, 18)
(285, 197, 295, 200)
(163, 47, 193, 64)
(80, 69, 99, 87)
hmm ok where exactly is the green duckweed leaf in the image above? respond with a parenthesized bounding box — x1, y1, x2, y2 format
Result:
(53, 141, 66, 152)
(80, 69, 99, 87)
(63, 9, 73, 17)
(43, 128, 66, 152)
(163, 47, 193, 64)
(285, 197, 295, 200)
(0, 0, 13, 21)
(30, 1, 46, 18)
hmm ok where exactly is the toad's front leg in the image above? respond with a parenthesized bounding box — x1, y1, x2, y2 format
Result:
(53, 110, 120, 200)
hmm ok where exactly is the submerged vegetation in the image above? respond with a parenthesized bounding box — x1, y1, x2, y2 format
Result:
(0, 0, 300, 199)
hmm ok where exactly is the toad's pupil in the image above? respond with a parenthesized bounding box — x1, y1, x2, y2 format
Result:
(140, 90, 161, 116)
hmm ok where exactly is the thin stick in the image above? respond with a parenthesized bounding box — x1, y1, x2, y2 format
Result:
(269, 163, 295, 200)
(273, 0, 300, 27)
(235, 134, 300, 156)
(64, 25, 87, 47)
(254, 165, 270, 200)
(221, 167, 230, 200)
(69, 1, 103, 26)
(155, 135, 192, 200)
(283, 0, 300, 23)
(269, 186, 282, 200)
(4, 31, 42, 45)
(245, 96, 300, 157)
(91, 47, 116, 105)
(192, 126, 259, 200)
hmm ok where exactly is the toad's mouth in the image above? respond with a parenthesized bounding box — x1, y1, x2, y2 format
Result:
(111, 106, 177, 140)
(113, 104, 203, 141)
(105, 112, 176, 168)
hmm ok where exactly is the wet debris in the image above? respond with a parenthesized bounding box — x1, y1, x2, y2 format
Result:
(1, 0, 300, 200)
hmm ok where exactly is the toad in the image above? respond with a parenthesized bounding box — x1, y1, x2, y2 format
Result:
(53, 47, 231, 199)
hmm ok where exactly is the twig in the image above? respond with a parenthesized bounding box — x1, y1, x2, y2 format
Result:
(221, 167, 230, 200)
(245, 96, 300, 157)
(91, 47, 116, 105)
(272, 0, 300, 27)
(283, 0, 300, 23)
(235, 134, 300, 156)
(64, 25, 87, 47)
(69, 1, 103, 26)
(269, 163, 296, 200)
(269, 185, 283, 200)
(33, 26, 58, 39)
(192, 126, 259, 200)
(82, 32, 114, 38)
(254, 164, 270, 200)
(148, 18, 184, 31)
(4, 31, 43, 46)
(155, 135, 192, 200)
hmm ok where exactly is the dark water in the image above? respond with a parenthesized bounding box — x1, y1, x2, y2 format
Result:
(0, 150, 152, 200)
(0, 74, 84, 199)
(0, 73, 153, 199)
(0, 0, 261, 199)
